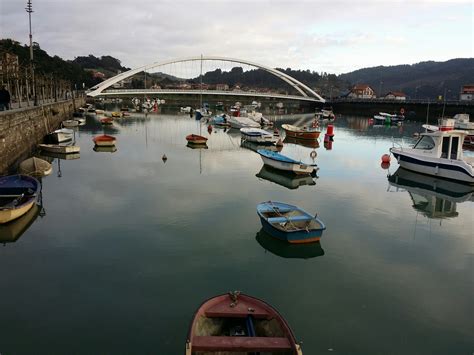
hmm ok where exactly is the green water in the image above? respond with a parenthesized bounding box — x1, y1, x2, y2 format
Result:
(0, 113, 472, 354)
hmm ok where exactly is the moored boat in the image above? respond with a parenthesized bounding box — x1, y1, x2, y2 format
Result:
(240, 128, 277, 144)
(390, 129, 474, 184)
(18, 157, 52, 177)
(93, 135, 116, 147)
(210, 114, 231, 127)
(227, 115, 261, 129)
(100, 117, 114, 125)
(186, 291, 303, 354)
(186, 134, 208, 145)
(48, 128, 74, 143)
(257, 201, 326, 243)
(0, 175, 40, 224)
(38, 144, 80, 154)
(62, 119, 79, 128)
(111, 111, 122, 118)
(281, 124, 321, 140)
(257, 149, 317, 175)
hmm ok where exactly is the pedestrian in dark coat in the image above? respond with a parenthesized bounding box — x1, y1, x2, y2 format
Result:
(0, 86, 11, 111)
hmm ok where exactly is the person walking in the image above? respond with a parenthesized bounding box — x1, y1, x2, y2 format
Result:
(0, 86, 11, 111)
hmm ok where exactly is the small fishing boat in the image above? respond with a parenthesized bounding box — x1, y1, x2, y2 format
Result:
(62, 119, 79, 128)
(186, 291, 303, 354)
(210, 114, 231, 127)
(390, 129, 474, 184)
(256, 201, 326, 243)
(281, 124, 321, 140)
(100, 117, 114, 125)
(0, 175, 40, 224)
(256, 229, 324, 259)
(19, 157, 52, 177)
(227, 115, 261, 129)
(48, 128, 74, 143)
(38, 144, 80, 154)
(93, 135, 116, 147)
(240, 128, 277, 144)
(186, 134, 208, 145)
(257, 149, 317, 175)
(180, 106, 192, 113)
(95, 109, 105, 114)
(111, 111, 122, 118)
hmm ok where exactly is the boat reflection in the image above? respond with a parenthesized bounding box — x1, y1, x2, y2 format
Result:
(283, 136, 320, 149)
(240, 140, 281, 153)
(0, 204, 40, 245)
(256, 229, 325, 259)
(388, 167, 474, 219)
(39, 151, 80, 160)
(186, 142, 208, 149)
(93, 146, 117, 153)
(256, 165, 317, 190)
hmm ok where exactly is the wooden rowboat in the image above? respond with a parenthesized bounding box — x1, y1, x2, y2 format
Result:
(186, 292, 303, 354)
(100, 117, 114, 125)
(62, 119, 79, 127)
(38, 144, 80, 154)
(186, 134, 208, 145)
(93, 135, 116, 147)
(257, 149, 317, 175)
(19, 157, 52, 177)
(282, 124, 321, 140)
(0, 175, 40, 224)
(257, 201, 326, 243)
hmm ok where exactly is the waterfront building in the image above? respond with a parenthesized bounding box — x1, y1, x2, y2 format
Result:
(348, 84, 376, 99)
(459, 85, 474, 101)
(216, 83, 229, 90)
(384, 91, 407, 100)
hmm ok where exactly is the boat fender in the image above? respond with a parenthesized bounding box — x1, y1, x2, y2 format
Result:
(381, 154, 391, 163)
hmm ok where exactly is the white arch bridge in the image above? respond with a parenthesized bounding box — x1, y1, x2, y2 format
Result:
(87, 56, 325, 103)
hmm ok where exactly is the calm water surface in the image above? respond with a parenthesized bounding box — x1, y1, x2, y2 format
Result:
(1, 112, 473, 355)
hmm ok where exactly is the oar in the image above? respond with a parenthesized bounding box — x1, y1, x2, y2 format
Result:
(0, 194, 36, 198)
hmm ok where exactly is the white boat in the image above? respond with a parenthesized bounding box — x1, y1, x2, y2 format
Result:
(246, 111, 273, 126)
(38, 144, 80, 154)
(240, 128, 278, 144)
(49, 128, 74, 143)
(453, 114, 474, 130)
(257, 149, 317, 175)
(62, 120, 79, 127)
(227, 115, 261, 129)
(180, 106, 192, 113)
(390, 130, 474, 184)
(19, 157, 52, 177)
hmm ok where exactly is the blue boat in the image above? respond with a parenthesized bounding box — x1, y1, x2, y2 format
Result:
(256, 201, 326, 243)
(257, 149, 317, 175)
(0, 175, 40, 224)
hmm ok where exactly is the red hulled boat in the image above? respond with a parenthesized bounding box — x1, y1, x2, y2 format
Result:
(186, 134, 208, 145)
(100, 117, 113, 125)
(282, 124, 321, 140)
(185, 292, 303, 354)
(93, 134, 116, 147)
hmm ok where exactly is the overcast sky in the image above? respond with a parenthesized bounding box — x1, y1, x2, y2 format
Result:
(1, 0, 472, 74)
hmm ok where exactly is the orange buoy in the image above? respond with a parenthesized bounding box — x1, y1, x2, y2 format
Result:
(381, 154, 391, 164)
(207, 125, 212, 133)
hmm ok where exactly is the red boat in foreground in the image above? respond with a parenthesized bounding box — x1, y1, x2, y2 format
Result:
(186, 292, 303, 354)
(282, 124, 321, 140)
(186, 134, 208, 145)
(93, 134, 116, 147)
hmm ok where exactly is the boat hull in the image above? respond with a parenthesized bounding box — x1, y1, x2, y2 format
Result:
(240, 128, 277, 144)
(391, 148, 474, 184)
(186, 134, 208, 145)
(0, 175, 40, 224)
(259, 216, 322, 243)
(93, 135, 116, 146)
(282, 124, 320, 140)
(260, 155, 314, 175)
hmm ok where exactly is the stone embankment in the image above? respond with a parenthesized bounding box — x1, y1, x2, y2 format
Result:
(0, 98, 85, 174)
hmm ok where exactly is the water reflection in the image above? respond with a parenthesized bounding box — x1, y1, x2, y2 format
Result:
(256, 165, 316, 190)
(256, 229, 325, 259)
(240, 140, 280, 153)
(93, 146, 117, 153)
(283, 136, 320, 149)
(0, 204, 40, 245)
(387, 167, 474, 219)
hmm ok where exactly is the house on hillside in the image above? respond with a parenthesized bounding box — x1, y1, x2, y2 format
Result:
(216, 83, 229, 91)
(348, 84, 376, 99)
(384, 91, 406, 101)
(460, 85, 474, 101)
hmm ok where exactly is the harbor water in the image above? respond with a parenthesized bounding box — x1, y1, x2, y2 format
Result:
(0, 112, 472, 354)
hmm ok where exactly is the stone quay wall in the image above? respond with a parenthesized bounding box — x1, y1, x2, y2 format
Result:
(0, 98, 85, 174)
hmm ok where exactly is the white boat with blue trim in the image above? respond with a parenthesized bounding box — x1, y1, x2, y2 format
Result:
(390, 129, 474, 184)
(240, 128, 277, 144)
(257, 149, 317, 175)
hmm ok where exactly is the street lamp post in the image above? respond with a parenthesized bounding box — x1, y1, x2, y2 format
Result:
(25, 0, 37, 106)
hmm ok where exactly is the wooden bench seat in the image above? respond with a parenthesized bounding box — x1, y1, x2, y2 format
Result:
(192, 336, 292, 352)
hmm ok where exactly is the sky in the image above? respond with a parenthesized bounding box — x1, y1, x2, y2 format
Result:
(1, 0, 473, 74)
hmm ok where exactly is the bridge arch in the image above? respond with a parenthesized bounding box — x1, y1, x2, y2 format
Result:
(87, 56, 325, 102)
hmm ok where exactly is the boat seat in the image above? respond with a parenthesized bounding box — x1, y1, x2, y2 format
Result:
(267, 215, 311, 224)
(259, 207, 293, 214)
(192, 336, 292, 352)
(205, 302, 270, 319)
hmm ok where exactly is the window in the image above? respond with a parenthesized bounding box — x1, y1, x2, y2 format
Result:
(441, 137, 450, 158)
(413, 136, 435, 150)
(451, 137, 459, 159)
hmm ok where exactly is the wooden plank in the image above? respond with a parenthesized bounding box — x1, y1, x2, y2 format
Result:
(192, 336, 292, 352)
(205, 301, 270, 319)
